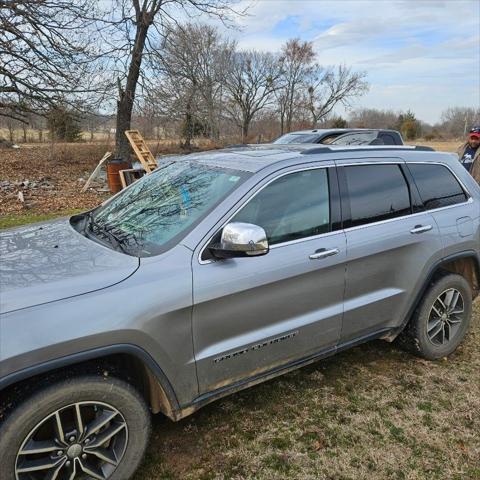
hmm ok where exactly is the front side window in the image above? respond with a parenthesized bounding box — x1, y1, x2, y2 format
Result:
(343, 164, 411, 227)
(231, 168, 330, 245)
(76, 161, 249, 256)
(408, 163, 468, 210)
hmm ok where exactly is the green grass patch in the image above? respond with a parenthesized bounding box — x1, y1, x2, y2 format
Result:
(0, 209, 84, 230)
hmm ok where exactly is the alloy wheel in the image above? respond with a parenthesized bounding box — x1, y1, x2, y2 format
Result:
(427, 288, 465, 346)
(15, 401, 128, 480)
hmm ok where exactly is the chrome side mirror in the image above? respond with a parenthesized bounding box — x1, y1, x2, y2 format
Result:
(210, 222, 269, 259)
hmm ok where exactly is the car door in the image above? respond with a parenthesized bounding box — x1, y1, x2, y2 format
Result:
(337, 160, 444, 343)
(191, 164, 346, 394)
(406, 162, 478, 259)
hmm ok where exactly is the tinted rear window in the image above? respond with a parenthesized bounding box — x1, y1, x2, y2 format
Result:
(343, 164, 411, 227)
(408, 164, 467, 210)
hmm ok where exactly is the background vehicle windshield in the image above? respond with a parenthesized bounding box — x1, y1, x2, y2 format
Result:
(88, 161, 249, 256)
(273, 133, 320, 144)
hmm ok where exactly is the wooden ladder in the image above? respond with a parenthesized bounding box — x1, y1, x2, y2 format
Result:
(125, 130, 158, 173)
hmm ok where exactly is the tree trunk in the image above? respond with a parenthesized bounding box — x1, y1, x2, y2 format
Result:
(115, 21, 150, 161)
(241, 117, 249, 142)
(184, 106, 192, 148)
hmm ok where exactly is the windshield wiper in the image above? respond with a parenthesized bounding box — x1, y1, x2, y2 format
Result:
(85, 212, 130, 255)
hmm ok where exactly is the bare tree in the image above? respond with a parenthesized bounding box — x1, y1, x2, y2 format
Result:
(307, 65, 369, 127)
(276, 39, 316, 135)
(149, 23, 234, 146)
(349, 108, 399, 129)
(440, 107, 480, 137)
(0, 0, 103, 122)
(98, 1, 239, 161)
(224, 50, 283, 141)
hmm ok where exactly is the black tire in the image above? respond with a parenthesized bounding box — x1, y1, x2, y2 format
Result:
(0, 375, 151, 480)
(397, 273, 473, 360)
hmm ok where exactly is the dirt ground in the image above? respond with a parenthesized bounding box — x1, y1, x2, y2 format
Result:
(0, 140, 202, 221)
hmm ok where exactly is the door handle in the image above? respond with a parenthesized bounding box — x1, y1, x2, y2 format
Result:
(309, 248, 339, 260)
(410, 224, 433, 234)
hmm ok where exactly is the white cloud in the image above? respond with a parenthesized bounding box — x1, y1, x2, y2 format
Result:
(211, 0, 480, 123)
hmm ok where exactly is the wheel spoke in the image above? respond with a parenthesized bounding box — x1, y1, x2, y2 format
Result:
(428, 318, 442, 333)
(16, 456, 63, 473)
(85, 409, 118, 438)
(448, 290, 461, 313)
(85, 421, 126, 449)
(443, 289, 455, 309)
(45, 458, 67, 480)
(19, 439, 59, 455)
(78, 458, 106, 479)
(54, 411, 67, 445)
(444, 322, 451, 342)
(449, 315, 463, 325)
(435, 296, 447, 312)
(429, 321, 443, 340)
(84, 447, 118, 466)
(75, 403, 85, 438)
(440, 324, 446, 344)
(431, 304, 443, 318)
(67, 458, 78, 480)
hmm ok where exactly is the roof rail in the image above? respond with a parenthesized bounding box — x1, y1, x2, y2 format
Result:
(300, 147, 331, 155)
(300, 145, 435, 155)
(414, 146, 435, 151)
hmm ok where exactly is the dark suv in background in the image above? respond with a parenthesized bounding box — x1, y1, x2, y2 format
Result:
(273, 128, 404, 145)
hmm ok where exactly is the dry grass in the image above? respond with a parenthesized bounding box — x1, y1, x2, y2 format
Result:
(134, 302, 480, 480)
(412, 140, 460, 153)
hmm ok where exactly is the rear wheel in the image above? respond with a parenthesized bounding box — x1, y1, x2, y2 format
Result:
(398, 273, 473, 360)
(0, 375, 151, 480)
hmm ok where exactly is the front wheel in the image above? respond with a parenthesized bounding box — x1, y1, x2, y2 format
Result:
(0, 375, 151, 480)
(398, 273, 473, 360)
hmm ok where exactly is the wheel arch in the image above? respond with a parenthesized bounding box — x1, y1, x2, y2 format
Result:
(0, 344, 180, 421)
(386, 250, 479, 341)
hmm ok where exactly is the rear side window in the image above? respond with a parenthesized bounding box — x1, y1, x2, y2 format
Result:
(232, 169, 330, 244)
(408, 164, 467, 210)
(378, 133, 396, 145)
(331, 132, 377, 146)
(343, 164, 411, 227)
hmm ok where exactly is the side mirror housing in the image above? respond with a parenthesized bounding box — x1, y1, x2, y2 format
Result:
(210, 222, 269, 259)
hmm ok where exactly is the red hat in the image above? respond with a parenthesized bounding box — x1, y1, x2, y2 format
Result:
(469, 127, 480, 138)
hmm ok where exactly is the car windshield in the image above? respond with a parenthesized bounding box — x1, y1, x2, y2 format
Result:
(273, 133, 320, 144)
(77, 160, 249, 257)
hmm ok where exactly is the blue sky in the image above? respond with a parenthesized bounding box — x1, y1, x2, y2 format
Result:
(214, 0, 480, 124)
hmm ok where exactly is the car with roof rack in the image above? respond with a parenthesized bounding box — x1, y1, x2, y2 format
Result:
(1, 144, 479, 479)
(273, 128, 404, 146)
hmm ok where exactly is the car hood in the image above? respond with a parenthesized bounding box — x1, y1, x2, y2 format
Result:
(0, 218, 139, 314)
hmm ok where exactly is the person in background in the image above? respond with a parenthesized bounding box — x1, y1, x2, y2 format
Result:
(457, 127, 480, 183)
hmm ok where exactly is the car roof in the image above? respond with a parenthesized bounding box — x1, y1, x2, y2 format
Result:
(280, 128, 394, 135)
(170, 144, 448, 173)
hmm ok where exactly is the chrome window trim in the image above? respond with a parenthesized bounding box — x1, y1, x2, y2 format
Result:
(197, 160, 474, 264)
(342, 197, 474, 234)
(198, 164, 333, 265)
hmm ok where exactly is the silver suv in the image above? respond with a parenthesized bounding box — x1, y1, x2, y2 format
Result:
(1, 145, 479, 480)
